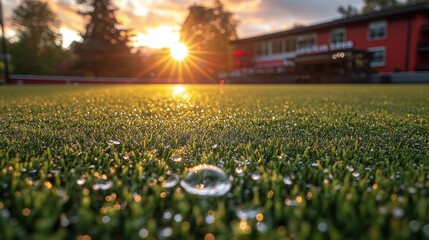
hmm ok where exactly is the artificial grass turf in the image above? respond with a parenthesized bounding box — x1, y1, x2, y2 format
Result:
(0, 84, 428, 239)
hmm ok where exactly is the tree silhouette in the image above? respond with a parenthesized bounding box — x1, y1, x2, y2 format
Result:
(9, 0, 65, 75)
(337, 5, 359, 18)
(180, 0, 238, 79)
(362, 0, 400, 13)
(73, 0, 138, 77)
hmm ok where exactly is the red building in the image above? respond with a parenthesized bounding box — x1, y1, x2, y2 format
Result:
(231, 3, 429, 82)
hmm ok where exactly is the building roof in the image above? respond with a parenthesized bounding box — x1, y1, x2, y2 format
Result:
(232, 3, 429, 44)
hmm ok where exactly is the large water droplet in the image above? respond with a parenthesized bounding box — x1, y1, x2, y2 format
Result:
(180, 165, 232, 197)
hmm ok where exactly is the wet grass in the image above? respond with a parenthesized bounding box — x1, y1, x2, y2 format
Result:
(0, 84, 428, 239)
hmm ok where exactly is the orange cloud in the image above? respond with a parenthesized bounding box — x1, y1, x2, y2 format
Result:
(3, 0, 362, 48)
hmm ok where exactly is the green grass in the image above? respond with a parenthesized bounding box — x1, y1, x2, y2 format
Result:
(0, 84, 428, 240)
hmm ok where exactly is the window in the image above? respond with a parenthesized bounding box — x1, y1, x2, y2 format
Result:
(254, 42, 270, 56)
(284, 37, 296, 52)
(272, 39, 283, 54)
(297, 34, 316, 50)
(368, 47, 386, 67)
(331, 28, 346, 43)
(368, 21, 387, 40)
(254, 44, 262, 56)
(263, 42, 270, 55)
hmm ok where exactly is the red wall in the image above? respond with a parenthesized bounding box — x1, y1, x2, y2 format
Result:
(315, 13, 429, 72)
(232, 8, 429, 73)
(413, 15, 429, 70)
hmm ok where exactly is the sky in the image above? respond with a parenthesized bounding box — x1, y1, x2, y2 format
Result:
(2, 0, 363, 49)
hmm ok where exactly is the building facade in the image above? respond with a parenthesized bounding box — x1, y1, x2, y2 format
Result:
(231, 3, 429, 82)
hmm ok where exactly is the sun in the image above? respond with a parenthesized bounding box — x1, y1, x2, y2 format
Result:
(172, 85, 186, 96)
(170, 42, 188, 61)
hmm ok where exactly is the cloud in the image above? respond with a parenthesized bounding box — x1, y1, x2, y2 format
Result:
(222, 0, 363, 37)
(2, 0, 364, 47)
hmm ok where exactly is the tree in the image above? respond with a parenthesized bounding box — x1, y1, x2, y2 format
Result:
(405, 0, 429, 4)
(180, 0, 239, 80)
(337, 5, 359, 18)
(9, 0, 65, 75)
(292, 23, 306, 29)
(361, 0, 400, 13)
(73, 0, 139, 77)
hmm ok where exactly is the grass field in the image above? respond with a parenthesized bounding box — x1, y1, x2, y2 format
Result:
(0, 85, 428, 239)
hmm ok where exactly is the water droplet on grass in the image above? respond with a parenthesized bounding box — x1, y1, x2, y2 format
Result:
(257, 221, 270, 233)
(236, 205, 261, 219)
(318, 222, 328, 232)
(139, 228, 149, 238)
(56, 189, 69, 204)
(162, 210, 173, 221)
(0, 209, 10, 218)
(283, 176, 293, 185)
(107, 140, 120, 146)
(310, 162, 318, 167)
(251, 172, 261, 181)
(101, 216, 110, 224)
(159, 227, 172, 238)
(205, 214, 215, 224)
(171, 156, 182, 162)
(409, 220, 420, 233)
(423, 224, 429, 237)
(180, 165, 232, 197)
(392, 207, 404, 218)
(162, 174, 179, 188)
(174, 214, 183, 222)
(234, 159, 251, 165)
(235, 166, 244, 175)
(285, 198, 299, 206)
(60, 213, 70, 227)
(92, 179, 113, 190)
(76, 177, 86, 185)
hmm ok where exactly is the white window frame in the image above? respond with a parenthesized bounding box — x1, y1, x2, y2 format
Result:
(368, 47, 386, 67)
(368, 21, 387, 40)
(296, 33, 317, 50)
(330, 28, 346, 44)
